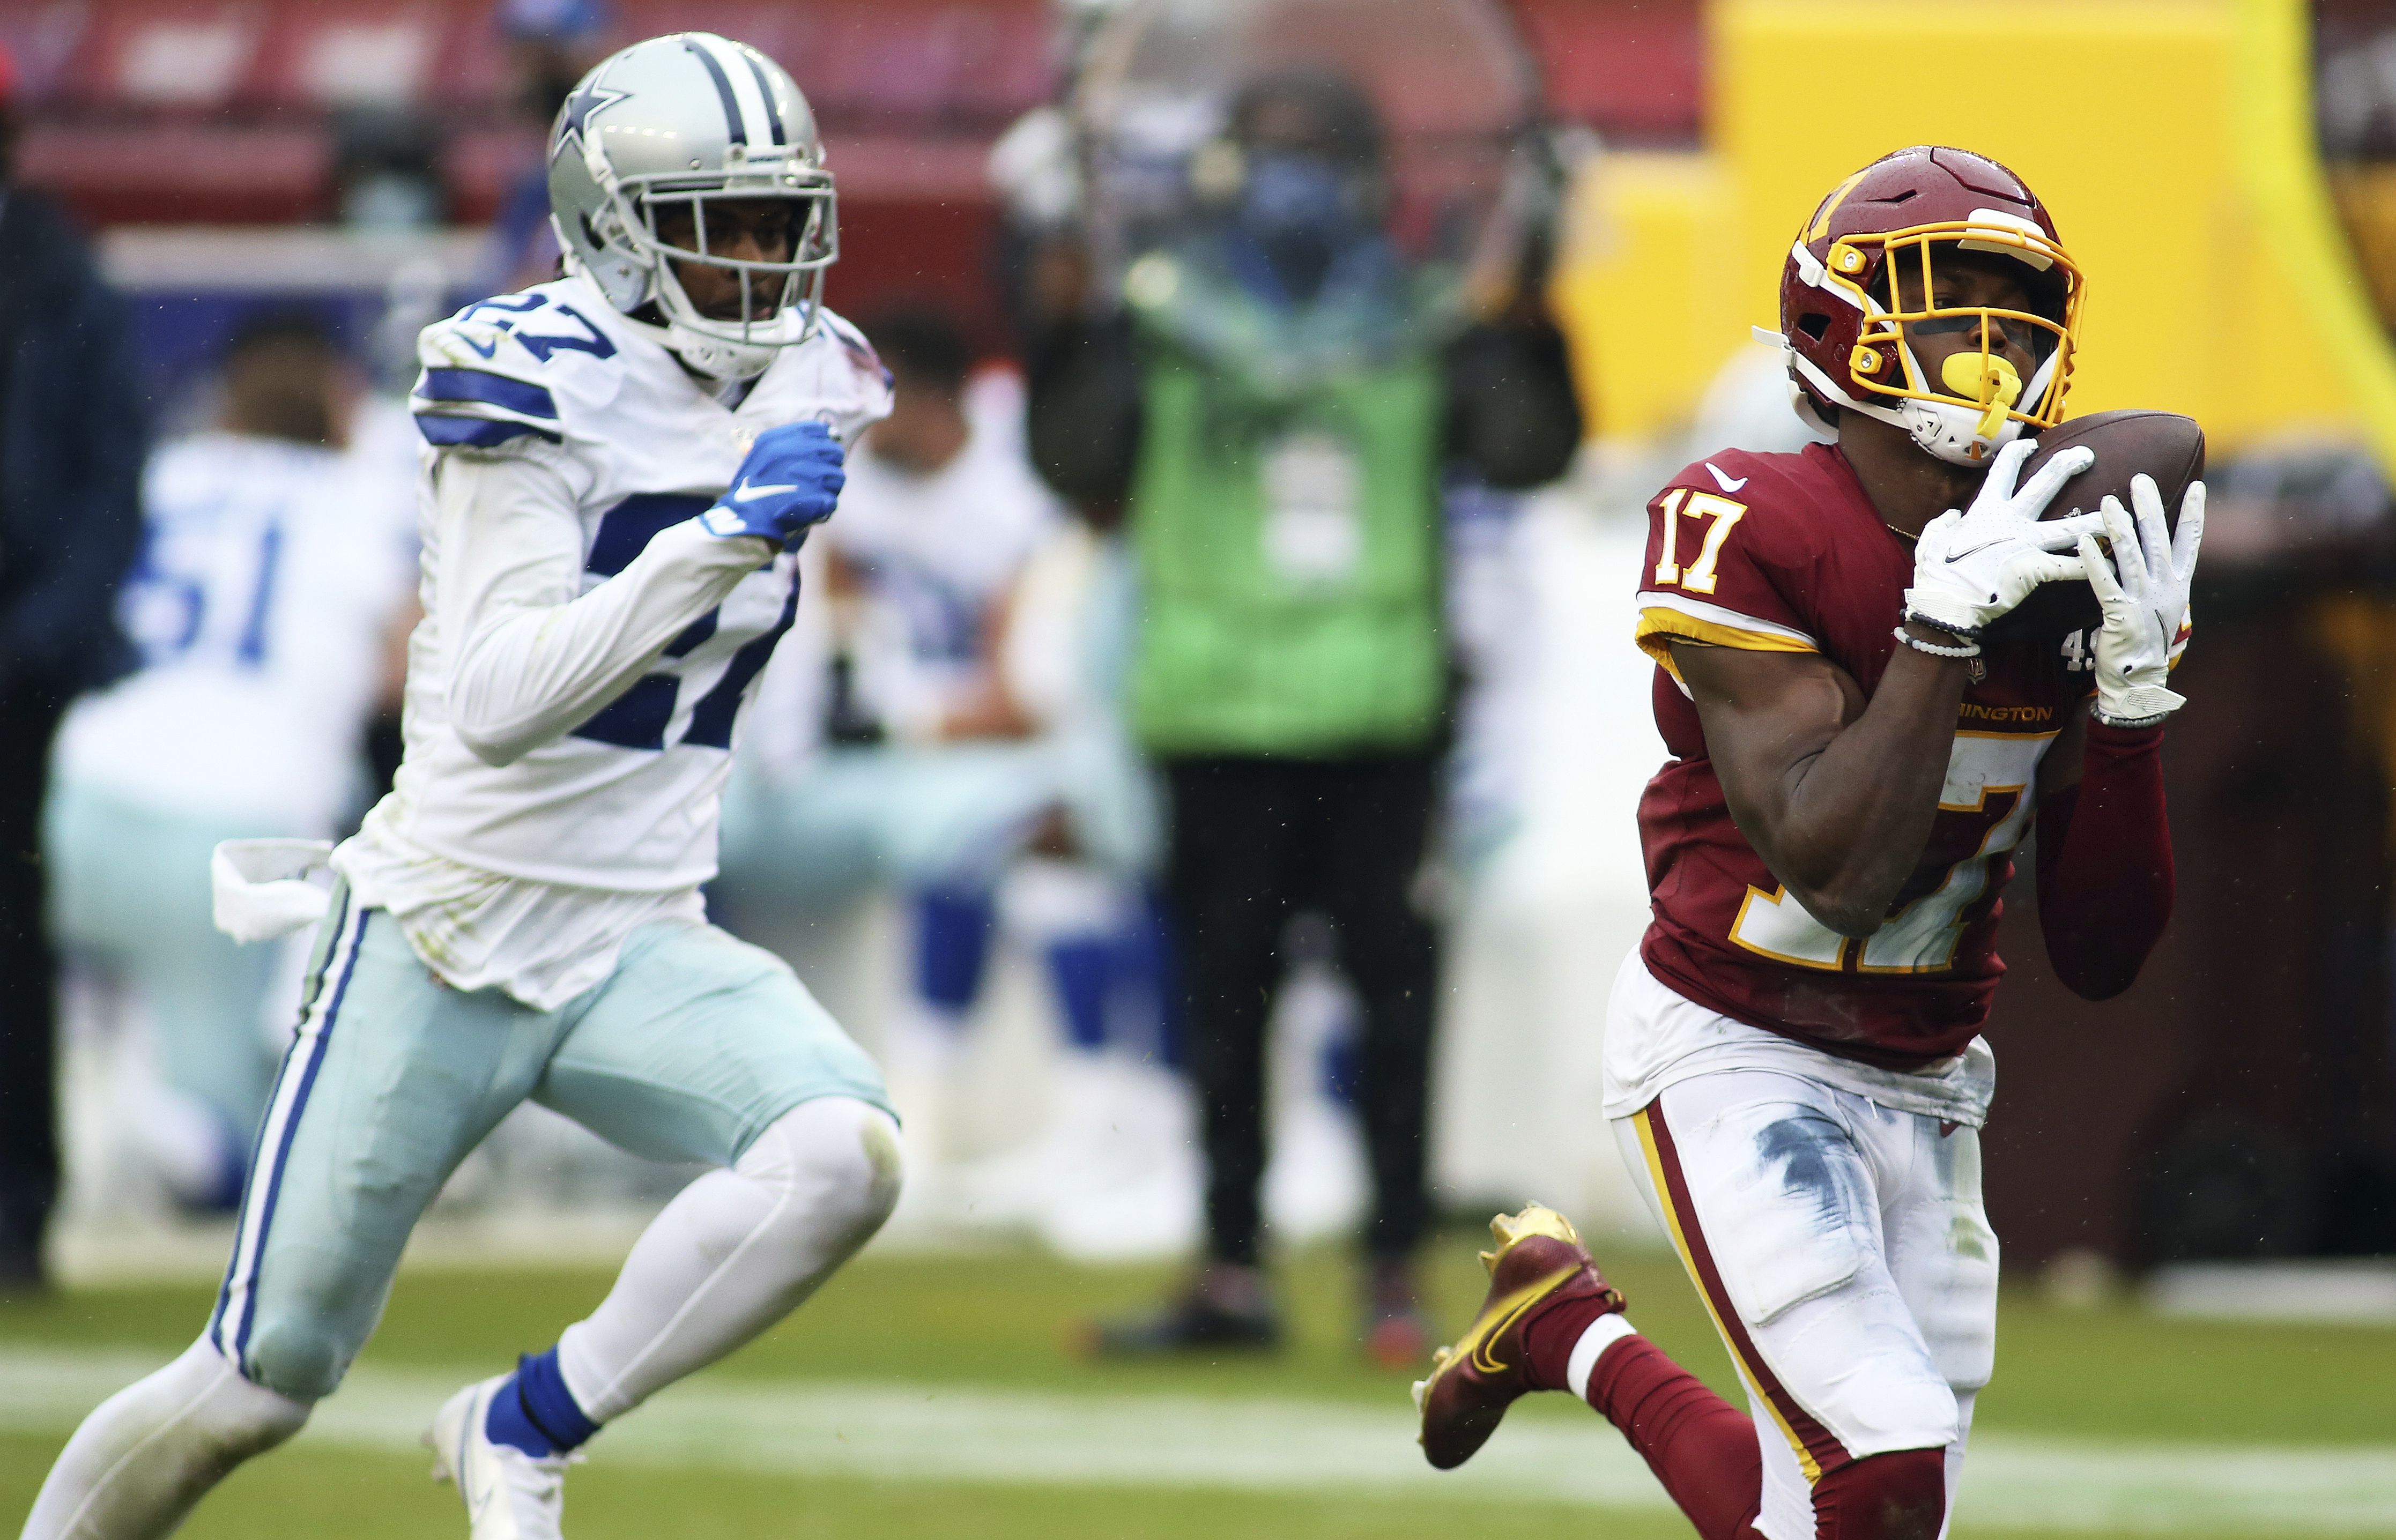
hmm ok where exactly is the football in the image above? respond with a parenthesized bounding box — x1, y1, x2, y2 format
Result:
(1979, 409, 2206, 642)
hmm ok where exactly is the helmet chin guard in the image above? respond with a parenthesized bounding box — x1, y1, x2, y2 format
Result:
(548, 32, 838, 381)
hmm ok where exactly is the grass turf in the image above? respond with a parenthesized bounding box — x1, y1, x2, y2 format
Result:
(3, 1235, 2391, 1538)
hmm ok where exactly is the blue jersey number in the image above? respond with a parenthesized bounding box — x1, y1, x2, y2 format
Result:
(568, 495, 792, 753)
(458, 293, 618, 365)
(124, 517, 283, 670)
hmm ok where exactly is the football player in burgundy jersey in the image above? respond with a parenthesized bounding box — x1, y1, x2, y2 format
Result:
(1415, 145, 2202, 1539)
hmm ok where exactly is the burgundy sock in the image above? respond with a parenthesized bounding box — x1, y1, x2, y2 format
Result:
(1518, 1295, 1622, 1392)
(1585, 1336, 1763, 1540)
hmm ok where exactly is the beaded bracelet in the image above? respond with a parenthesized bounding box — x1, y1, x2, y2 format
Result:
(1892, 624, 1982, 660)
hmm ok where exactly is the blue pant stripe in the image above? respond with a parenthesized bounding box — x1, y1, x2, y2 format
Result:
(210, 890, 352, 1357)
(212, 901, 367, 1370)
(208, 1037, 296, 1357)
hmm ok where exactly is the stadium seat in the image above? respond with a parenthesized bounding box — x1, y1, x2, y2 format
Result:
(242, 1, 455, 112)
(13, 0, 1669, 228)
(16, 121, 332, 224)
(62, 0, 265, 113)
(1510, 0, 1702, 144)
(608, 0, 1056, 131)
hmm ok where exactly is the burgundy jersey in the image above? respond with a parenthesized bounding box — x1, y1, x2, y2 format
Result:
(1633, 443, 2093, 1068)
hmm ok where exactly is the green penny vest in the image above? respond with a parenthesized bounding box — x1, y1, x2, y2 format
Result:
(1126, 267, 1446, 758)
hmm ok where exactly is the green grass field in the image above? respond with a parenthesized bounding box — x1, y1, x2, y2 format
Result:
(3, 1237, 2392, 1538)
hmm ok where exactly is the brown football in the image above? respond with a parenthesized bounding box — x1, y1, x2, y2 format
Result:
(1977, 410, 2205, 642)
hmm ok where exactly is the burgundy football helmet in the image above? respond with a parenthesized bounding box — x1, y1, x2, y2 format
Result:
(1762, 145, 2083, 466)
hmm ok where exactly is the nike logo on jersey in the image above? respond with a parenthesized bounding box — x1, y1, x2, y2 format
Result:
(1705, 463, 1747, 493)
(731, 479, 800, 502)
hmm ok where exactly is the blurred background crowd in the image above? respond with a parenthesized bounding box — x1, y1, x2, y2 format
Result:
(0, 0, 2393, 1342)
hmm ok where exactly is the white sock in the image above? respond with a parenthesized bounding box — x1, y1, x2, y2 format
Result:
(555, 1096, 902, 1424)
(23, 1338, 310, 1540)
(1565, 1314, 1641, 1402)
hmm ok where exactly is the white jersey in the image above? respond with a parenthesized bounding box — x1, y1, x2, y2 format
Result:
(54, 430, 417, 833)
(332, 274, 891, 1007)
(823, 411, 1059, 724)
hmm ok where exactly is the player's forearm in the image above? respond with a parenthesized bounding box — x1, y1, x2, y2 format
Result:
(1768, 649, 1972, 935)
(449, 520, 772, 765)
(2035, 720, 2173, 1000)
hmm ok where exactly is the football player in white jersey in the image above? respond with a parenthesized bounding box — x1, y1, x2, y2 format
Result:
(23, 34, 904, 1540)
(46, 316, 418, 1211)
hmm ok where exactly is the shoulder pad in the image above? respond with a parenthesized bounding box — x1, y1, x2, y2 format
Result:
(411, 284, 625, 452)
(758, 307, 893, 445)
(820, 310, 891, 387)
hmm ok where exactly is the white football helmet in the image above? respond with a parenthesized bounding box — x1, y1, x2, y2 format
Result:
(547, 32, 837, 379)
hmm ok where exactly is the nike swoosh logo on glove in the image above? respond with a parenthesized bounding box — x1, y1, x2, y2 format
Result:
(732, 479, 800, 502)
(1944, 539, 2006, 564)
(1705, 463, 1747, 493)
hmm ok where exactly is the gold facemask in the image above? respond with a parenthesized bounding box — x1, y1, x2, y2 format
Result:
(1824, 221, 2083, 437)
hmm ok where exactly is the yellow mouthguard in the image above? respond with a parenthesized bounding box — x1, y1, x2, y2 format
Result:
(1940, 352, 2023, 442)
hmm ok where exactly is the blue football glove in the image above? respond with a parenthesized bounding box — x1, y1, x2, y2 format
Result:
(697, 420, 847, 550)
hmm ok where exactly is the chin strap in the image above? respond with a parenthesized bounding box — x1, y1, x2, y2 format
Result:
(561, 250, 784, 384)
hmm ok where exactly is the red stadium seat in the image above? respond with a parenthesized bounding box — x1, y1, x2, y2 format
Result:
(17, 121, 331, 223)
(17, 0, 1688, 227)
(418, 0, 522, 113)
(609, 0, 1056, 132)
(242, 1, 451, 112)
(60, 0, 264, 113)
(1509, 0, 1702, 144)
(442, 124, 540, 228)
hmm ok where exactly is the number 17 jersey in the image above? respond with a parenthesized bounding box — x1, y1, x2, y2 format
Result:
(1632, 442, 2091, 1070)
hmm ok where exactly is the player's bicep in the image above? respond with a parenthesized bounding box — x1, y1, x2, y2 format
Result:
(434, 452, 588, 644)
(1670, 642, 1861, 836)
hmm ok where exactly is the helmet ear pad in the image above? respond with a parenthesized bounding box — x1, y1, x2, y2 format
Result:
(550, 129, 652, 313)
(1783, 308, 1843, 426)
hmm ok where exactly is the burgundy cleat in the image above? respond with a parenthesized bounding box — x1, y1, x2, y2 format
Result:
(1413, 1204, 1624, 1470)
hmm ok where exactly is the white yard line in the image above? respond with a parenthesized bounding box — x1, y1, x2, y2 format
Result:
(3, 1347, 2392, 1534)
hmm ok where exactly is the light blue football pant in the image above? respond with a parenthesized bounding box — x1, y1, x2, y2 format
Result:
(208, 888, 891, 1402)
(714, 735, 1161, 919)
(44, 780, 287, 1150)
(713, 742, 1066, 919)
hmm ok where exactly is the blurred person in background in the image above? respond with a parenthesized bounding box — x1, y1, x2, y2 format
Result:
(0, 41, 147, 1291)
(44, 316, 419, 1214)
(489, 0, 614, 291)
(816, 308, 1062, 1163)
(1029, 68, 1581, 1364)
(821, 311, 1059, 777)
(717, 308, 1182, 1231)
(331, 111, 448, 234)
(963, 488, 1192, 1261)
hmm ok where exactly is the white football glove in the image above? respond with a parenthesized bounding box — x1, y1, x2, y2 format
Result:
(1903, 437, 2102, 638)
(2076, 473, 2205, 729)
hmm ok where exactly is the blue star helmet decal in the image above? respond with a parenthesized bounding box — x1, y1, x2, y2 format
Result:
(552, 81, 631, 165)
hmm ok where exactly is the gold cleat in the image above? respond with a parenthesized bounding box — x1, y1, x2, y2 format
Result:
(1414, 1204, 1624, 1470)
